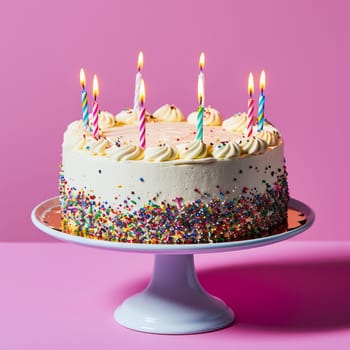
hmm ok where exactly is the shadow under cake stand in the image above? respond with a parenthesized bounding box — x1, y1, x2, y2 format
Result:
(31, 197, 314, 334)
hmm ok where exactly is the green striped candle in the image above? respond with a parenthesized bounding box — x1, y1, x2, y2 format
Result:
(196, 76, 205, 141)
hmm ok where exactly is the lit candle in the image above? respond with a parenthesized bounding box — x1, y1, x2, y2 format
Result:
(196, 76, 204, 141)
(92, 74, 99, 140)
(257, 70, 266, 132)
(133, 51, 144, 112)
(138, 79, 146, 148)
(198, 52, 205, 106)
(80, 68, 89, 127)
(247, 72, 254, 137)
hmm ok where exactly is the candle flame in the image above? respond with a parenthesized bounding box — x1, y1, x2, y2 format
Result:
(248, 72, 254, 96)
(93, 74, 99, 100)
(139, 79, 145, 105)
(137, 51, 144, 71)
(198, 77, 204, 105)
(199, 52, 205, 71)
(260, 70, 266, 92)
(80, 68, 86, 89)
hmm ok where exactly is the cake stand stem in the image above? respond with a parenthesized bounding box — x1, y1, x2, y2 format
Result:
(114, 254, 234, 334)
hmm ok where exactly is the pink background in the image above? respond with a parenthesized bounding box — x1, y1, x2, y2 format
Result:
(1, 242, 350, 348)
(1, 0, 349, 241)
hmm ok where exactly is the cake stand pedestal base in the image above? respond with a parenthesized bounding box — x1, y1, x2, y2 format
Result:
(114, 254, 234, 334)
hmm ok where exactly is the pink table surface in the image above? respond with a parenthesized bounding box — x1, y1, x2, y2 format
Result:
(1, 241, 349, 349)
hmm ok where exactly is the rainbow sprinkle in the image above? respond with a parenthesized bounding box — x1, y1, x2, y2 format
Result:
(59, 169, 289, 244)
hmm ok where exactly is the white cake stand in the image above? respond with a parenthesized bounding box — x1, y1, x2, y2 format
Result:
(31, 197, 314, 334)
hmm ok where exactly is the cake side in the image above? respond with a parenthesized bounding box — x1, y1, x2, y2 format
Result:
(59, 116, 289, 243)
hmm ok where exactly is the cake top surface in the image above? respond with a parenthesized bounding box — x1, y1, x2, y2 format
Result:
(64, 105, 282, 162)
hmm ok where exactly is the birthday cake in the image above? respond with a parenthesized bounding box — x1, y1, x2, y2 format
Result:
(59, 106, 289, 243)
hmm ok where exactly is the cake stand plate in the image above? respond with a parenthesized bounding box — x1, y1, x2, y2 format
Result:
(31, 198, 314, 334)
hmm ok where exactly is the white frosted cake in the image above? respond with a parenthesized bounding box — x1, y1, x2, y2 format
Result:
(59, 105, 288, 243)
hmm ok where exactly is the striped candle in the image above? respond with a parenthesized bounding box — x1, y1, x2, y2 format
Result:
(92, 74, 99, 140)
(257, 70, 266, 132)
(138, 79, 146, 148)
(133, 51, 143, 112)
(247, 72, 254, 137)
(196, 68, 205, 141)
(80, 68, 89, 127)
(196, 105, 205, 141)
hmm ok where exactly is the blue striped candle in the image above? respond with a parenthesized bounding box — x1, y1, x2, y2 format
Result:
(80, 68, 89, 127)
(257, 70, 266, 132)
(257, 93, 265, 131)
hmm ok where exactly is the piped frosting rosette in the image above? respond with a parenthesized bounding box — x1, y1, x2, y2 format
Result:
(116, 109, 137, 125)
(222, 112, 251, 133)
(116, 108, 155, 125)
(63, 120, 85, 148)
(211, 141, 241, 159)
(253, 124, 281, 146)
(187, 106, 222, 126)
(238, 136, 268, 155)
(153, 104, 185, 122)
(107, 143, 144, 161)
(177, 140, 208, 160)
(144, 144, 178, 162)
(87, 111, 116, 131)
(77, 136, 112, 156)
(98, 111, 117, 130)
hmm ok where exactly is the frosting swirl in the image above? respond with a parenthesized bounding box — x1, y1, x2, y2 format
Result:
(116, 108, 138, 125)
(239, 137, 268, 155)
(178, 140, 208, 160)
(144, 144, 178, 162)
(116, 108, 155, 125)
(223, 113, 251, 133)
(77, 137, 112, 156)
(98, 111, 116, 130)
(211, 141, 241, 159)
(64, 120, 85, 148)
(187, 106, 222, 126)
(107, 143, 144, 161)
(153, 104, 185, 122)
(255, 126, 280, 146)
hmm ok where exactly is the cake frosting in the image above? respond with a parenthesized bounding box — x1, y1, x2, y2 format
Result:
(153, 104, 185, 122)
(222, 112, 250, 132)
(97, 111, 116, 130)
(116, 108, 155, 125)
(59, 105, 289, 244)
(187, 106, 222, 126)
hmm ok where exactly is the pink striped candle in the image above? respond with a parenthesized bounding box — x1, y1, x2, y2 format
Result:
(138, 79, 146, 148)
(92, 74, 99, 140)
(247, 72, 254, 137)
